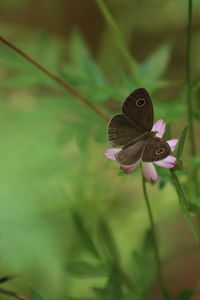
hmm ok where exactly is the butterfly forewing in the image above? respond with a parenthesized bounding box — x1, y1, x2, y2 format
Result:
(122, 88, 154, 132)
(108, 114, 143, 147)
(142, 137, 171, 162)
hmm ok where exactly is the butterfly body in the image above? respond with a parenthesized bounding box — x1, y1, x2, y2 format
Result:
(108, 88, 171, 166)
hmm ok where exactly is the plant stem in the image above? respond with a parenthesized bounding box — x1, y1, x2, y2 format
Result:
(142, 177, 168, 299)
(0, 36, 109, 122)
(186, 0, 196, 156)
(0, 288, 29, 300)
(95, 0, 142, 85)
(186, 0, 200, 196)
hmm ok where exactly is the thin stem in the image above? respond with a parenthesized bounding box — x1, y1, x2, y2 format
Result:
(95, 0, 142, 84)
(0, 288, 29, 300)
(142, 177, 168, 299)
(0, 36, 109, 122)
(186, 1, 199, 196)
(186, 0, 196, 156)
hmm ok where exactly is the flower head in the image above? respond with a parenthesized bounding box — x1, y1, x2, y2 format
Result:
(105, 119, 178, 182)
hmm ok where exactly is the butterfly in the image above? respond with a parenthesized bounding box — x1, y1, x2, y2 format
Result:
(108, 88, 171, 166)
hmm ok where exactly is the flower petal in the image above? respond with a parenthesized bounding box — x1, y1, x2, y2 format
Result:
(152, 119, 166, 138)
(167, 139, 178, 152)
(105, 148, 120, 160)
(154, 155, 176, 168)
(142, 162, 158, 182)
(120, 161, 139, 174)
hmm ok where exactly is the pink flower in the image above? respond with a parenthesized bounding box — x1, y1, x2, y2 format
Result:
(105, 119, 178, 182)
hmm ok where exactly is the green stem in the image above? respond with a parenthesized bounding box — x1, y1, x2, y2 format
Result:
(142, 177, 169, 299)
(95, 0, 142, 85)
(186, 0, 196, 156)
(186, 0, 199, 196)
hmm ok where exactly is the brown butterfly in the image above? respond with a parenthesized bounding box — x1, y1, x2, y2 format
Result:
(108, 88, 171, 166)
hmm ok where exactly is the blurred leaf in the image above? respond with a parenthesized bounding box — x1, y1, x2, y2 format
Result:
(193, 85, 200, 110)
(95, 0, 140, 82)
(72, 212, 100, 259)
(159, 176, 169, 189)
(75, 124, 89, 151)
(34, 33, 61, 71)
(132, 250, 155, 299)
(192, 112, 200, 121)
(155, 164, 171, 178)
(66, 297, 93, 300)
(155, 99, 185, 122)
(142, 228, 154, 254)
(2, 73, 42, 88)
(155, 154, 175, 186)
(140, 42, 171, 83)
(138, 43, 173, 92)
(170, 171, 199, 241)
(178, 289, 195, 300)
(30, 288, 45, 300)
(67, 31, 90, 66)
(1, 33, 62, 90)
(163, 123, 172, 140)
(190, 155, 200, 166)
(65, 261, 106, 277)
(62, 31, 114, 103)
(176, 126, 188, 161)
(98, 218, 119, 264)
(0, 274, 20, 284)
(170, 171, 189, 211)
(163, 288, 173, 300)
(94, 266, 123, 300)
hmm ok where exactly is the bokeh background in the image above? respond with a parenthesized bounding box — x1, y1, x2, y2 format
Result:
(1, 0, 200, 299)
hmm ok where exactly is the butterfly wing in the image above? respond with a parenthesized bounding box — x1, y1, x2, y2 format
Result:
(108, 114, 143, 147)
(122, 88, 154, 132)
(142, 137, 171, 162)
(115, 140, 147, 166)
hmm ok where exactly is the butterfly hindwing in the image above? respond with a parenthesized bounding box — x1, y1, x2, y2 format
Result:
(115, 140, 147, 166)
(122, 88, 154, 132)
(108, 114, 143, 147)
(142, 137, 171, 162)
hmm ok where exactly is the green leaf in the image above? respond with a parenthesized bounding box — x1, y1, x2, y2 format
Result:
(65, 261, 106, 277)
(61, 30, 114, 104)
(132, 250, 155, 298)
(170, 171, 199, 241)
(30, 288, 45, 300)
(190, 155, 200, 166)
(163, 123, 172, 140)
(176, 126, 188, 161)
(95, 0, 141, 82)
(192, 111, 200, 121)
(0, 274, 19, 284)
(139, 42, 172, 90)
(178, 289, 195, 300)
(159, 176, 169, 189)
(66, 297, 93, 300)
(67, 31, 90, 66)
(75, 124, 89, 151)
(98, 218, 119, 264)
(94, 266, 123, 300)
(72, 212, 100, 259)
(142, 228, 154, 253)
(155, 99, 185, 123)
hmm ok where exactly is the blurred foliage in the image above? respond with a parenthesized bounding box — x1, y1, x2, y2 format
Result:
(0, 0, 200, 299)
